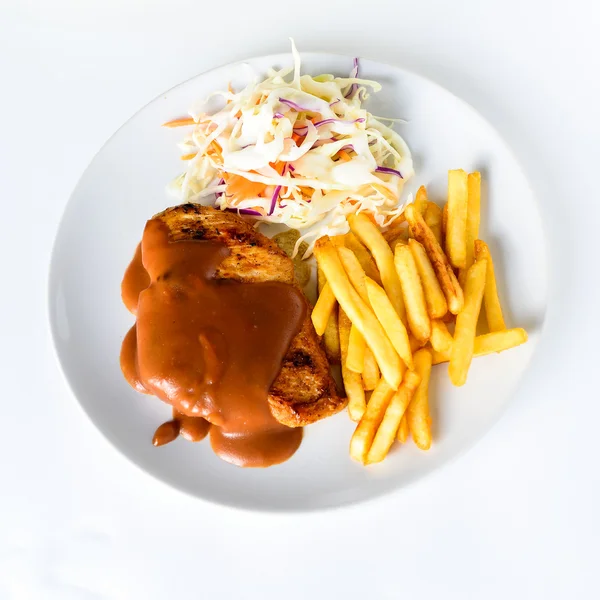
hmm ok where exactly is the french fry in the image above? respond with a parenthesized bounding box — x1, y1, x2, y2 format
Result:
(311, 282, 337, 336)
(383, 220, 410, 245)
(424, 202, 443, 246)
(339, 308, 367, 420)
(365, 277, 413, 370)
(337, 246, 384, 385)
(341, 232, 381, 284)
(366, 370, 421, 464)
(446, 169, 468, 269)
(314, 237, 402, 389)
(337, 246, 369, 303)
(442, 202, 448, 243)
(474, 240, 506, 332)
(404, 204, 464, 314)
(449, 259, 487, 386)
(350, 378, 395, 463)
(362, 346, 380, 391)
(407, 348, 433, 449)
(317, 265, 340, 363)
(408, 239, 448, 319)
(441, 310, 456, 324)
(474, 327, 527, 354)
(394, 244, 431, 342)
(431, 327, 528, 364)
(459, 172, 481, 286)
(348, 213, 407, 324)
(410, 335, 426, 353)
(414, 185, 428, 214)
(337, 245, 381, 381)
(384, 221, 410, 253)
(331, 234, 345, 247)
(389, 236, 408, 253)
(347, 324, 366, 373)
(397, 415, 409, 443)
(430, 319, 454, 353)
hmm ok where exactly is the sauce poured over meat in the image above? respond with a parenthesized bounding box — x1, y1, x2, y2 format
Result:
(120, 218, 306, 467)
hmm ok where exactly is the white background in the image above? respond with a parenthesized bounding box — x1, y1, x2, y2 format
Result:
(1, 1, 598, 598)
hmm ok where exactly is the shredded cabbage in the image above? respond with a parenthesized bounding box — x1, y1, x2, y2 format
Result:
(166, 40, 414, 256)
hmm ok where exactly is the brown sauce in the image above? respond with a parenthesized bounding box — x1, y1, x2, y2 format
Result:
(120, 218, 305, 467)
(151, 409, 211, 446)
(121, 243, 150, 315)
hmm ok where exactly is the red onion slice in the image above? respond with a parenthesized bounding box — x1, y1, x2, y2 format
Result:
(375, 166, 403, 178)
(268, 163, 289, 215)
(226, 207, 263, 216)
(279, 97, 311, 112)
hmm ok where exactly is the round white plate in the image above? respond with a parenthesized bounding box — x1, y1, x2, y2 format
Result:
(49, 52, 547, 511)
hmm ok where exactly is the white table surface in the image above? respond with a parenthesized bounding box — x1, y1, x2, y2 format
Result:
(1, 1, 598, 598)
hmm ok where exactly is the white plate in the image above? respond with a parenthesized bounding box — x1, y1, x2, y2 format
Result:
(49, 52, 547, 511)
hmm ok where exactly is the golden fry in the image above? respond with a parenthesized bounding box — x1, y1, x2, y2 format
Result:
(366, 370, 421, 464)
(394, 244, 431, 342)
(414, 185, 428, 214)
(346, 324, 366, 373)
(445, 169, 468, 269)
(365, 277, 413, 370)
(441, 310, 456, 324)
(383, 220, 410, 245)
(432, 327, 528, 364)
(404, 204, 464, 314)
(397, 415, 409, 443)
(430, 319, 454, 353)
(442, 202, 448, 241)
(337, 246, 369, 303)
(407, 348, 433, 449)
(350, 378, 395, 463)
(474, 327, 527, 354)
(424, 201, 443, 246)
(449, 260, 487, 386)
(459, 172, 481, 286)
(339, 308, 366, 420)
(408, 238, 448, 319)
(337, 245, 383, 382)
(409, 335, 426, 353)
(362, 346, 380, 391)
(474, 240, 506, 332)
(317, 265, 341, 363)
(389, 237, 408, 253)
(342, 231, 381, 284)
(314, 237, 402, 389)
(348, 213, 407, 324)
(311, 281, 336, 336)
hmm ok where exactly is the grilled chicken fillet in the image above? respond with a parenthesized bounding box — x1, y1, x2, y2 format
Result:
(151, 203, 345, 427)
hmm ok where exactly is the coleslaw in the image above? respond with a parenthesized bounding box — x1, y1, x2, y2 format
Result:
(165, 41, 414, 257)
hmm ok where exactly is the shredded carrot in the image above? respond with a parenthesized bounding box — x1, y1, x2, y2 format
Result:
(292, 132, 304, 145)
(162, 117, 196, 128)
(206, 141, 223, 161)
(338, 150, 352, 162)
(223, 173, 266, 199)
(269, 161, 287, 175)
(180, 153, 197, 161)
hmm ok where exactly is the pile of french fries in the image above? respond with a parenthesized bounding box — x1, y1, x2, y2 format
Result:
(311, 170, 528, 465)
